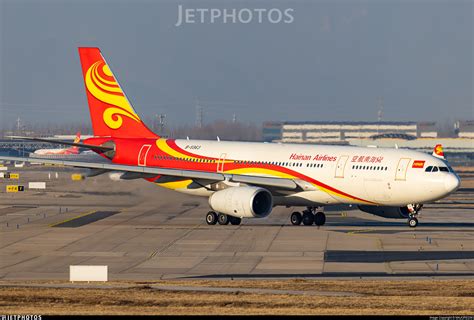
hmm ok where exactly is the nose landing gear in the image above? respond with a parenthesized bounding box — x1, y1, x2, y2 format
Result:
(408, 217, 418, 228)
(407, 204, 423, 228)
(290, 207, 326, 226)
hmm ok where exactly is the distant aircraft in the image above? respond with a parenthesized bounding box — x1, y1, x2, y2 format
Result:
(32, 132, 81, 155)
(1, 48, 460, 228)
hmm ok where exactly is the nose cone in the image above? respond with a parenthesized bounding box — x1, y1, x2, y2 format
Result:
(445, 174, 461, 193)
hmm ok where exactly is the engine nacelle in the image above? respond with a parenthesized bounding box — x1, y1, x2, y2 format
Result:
(209, 186, 273, 218)
(358, 205, 412, 219)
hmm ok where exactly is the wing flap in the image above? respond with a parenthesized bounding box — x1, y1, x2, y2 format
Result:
(230, 175, 298, 190)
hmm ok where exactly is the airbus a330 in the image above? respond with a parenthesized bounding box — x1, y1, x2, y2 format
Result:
(1, 48, 460, 228)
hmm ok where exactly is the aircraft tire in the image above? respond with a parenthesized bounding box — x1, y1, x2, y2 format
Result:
(408, 217, 418, 228)
(229, 216, 242, 225)
(302, 211, 314, 226)
(206, 211, 218, 225)
(314, 212, 326, 226)
(218, 213, 230, 225)
(290, 212, 302, 225)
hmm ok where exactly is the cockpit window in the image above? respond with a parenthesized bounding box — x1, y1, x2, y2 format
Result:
(425, 165, 452, 173)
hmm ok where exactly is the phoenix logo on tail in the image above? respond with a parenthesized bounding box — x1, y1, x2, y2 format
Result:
(78, 48, 157, 139)
(432, 144, 445, 159)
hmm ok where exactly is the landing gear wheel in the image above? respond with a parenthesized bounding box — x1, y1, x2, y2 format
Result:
(206, 211, 218, 225)
(217, 213, 230, 225)
(302, 211, 314, 226)
(229, 216, 242, 225)
(314, 212, 326, 226)
(408, 217, 418, 228)
(290, 212, 302, 225)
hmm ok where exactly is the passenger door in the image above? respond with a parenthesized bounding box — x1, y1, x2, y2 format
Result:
(217, 153, 226, 173)
(138, 144, 152, 166)
(334, 155, 349, 178)
(395, 158, 411, 181)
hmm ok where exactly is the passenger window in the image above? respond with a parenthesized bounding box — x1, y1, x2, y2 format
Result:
(432, 166, 438, 172)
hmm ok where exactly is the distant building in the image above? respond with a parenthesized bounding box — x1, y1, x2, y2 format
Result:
(262, 122, 282, 142)
(455, 120, 474, 138)
(262, 121, 437, 143)
(417, 122, 438, 138)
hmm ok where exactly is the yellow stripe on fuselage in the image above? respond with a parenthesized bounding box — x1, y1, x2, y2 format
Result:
(156, 139, 192, 160)
(156, 179, 193, 190)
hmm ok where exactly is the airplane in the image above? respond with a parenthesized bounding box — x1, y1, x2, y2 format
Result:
(32, 132, 81, 156)
(0, 47, 460, 228)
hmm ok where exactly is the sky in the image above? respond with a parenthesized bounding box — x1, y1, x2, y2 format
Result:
(0, 0, 473, 130)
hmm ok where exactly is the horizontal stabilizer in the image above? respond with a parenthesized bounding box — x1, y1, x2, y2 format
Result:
(7, 136, 113, 153)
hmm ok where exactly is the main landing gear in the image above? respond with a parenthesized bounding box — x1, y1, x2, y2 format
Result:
(206, 211, 241, 226)
(407, 204, 423, 228)
(291, 208, 326, 226)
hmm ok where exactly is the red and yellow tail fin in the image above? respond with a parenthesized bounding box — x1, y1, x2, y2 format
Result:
(67, 132, 81, 154)
(432, 144, 445, 159)
(78, 47, 157, 138)
(73, 132, 81, 144)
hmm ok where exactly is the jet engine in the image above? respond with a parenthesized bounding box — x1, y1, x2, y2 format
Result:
(208, 186, 273, 218)
(358, 205, 416, 219)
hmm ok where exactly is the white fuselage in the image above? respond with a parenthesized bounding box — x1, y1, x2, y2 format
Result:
(159, 139, 460, 208)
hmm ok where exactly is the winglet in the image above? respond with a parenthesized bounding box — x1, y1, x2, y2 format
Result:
(432, 144, 445, 159)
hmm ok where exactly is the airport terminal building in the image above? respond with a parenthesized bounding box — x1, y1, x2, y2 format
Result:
(262, 121, 438, 143)
(455, 120, 474, 138)
(262, 120, 473, 166)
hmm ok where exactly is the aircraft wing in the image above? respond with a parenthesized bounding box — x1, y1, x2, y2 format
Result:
(0, 155, 302, 191)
